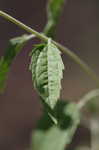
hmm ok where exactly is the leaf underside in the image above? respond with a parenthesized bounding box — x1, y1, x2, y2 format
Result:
(29, 40, 64, 111)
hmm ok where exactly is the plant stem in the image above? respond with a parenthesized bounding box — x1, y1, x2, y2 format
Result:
(53, 41, 99, 86)
(0, 11, 48, 41)
(0, 10, 99, 86)
(77, 89, 99, 109)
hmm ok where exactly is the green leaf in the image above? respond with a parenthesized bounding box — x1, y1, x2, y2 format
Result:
(44, 0, 65, 38)
(29, 43, 46, 83)
(0, 34, 34, 93)
(31, 101, 80, 150)
(29, 39, 64, 110)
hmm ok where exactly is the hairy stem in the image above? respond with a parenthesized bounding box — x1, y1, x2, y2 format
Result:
(0, 10, 99, 86)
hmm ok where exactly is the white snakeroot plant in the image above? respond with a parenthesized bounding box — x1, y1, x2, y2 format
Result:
(0, 0, 99, 150)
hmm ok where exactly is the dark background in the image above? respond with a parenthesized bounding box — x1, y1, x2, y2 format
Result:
(0, 0, 99, 149)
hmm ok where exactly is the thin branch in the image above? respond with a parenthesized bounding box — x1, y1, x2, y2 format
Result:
(77, 89, 99, 109)
(0, 11, 99, 86)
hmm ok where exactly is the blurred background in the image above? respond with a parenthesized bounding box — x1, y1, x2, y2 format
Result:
(0, 0, 99, 149)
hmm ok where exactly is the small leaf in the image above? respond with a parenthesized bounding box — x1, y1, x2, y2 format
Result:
(29, 39, 64, 110)
(0, 34, 34, 93)
(31, 101, 80, 150)
(44, 0, 66, 38)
